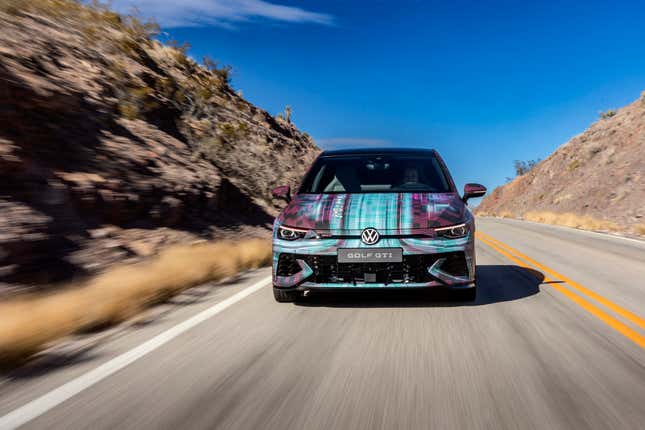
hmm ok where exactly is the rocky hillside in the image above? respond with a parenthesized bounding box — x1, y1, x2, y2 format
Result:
(476, 93, 645, 236)
(0, 1, 319, 293)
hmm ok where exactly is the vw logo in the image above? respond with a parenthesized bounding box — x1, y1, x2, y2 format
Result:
(361, 228, 380, 245)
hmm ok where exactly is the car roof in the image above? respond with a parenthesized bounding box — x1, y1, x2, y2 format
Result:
(320, 147, 438, 157)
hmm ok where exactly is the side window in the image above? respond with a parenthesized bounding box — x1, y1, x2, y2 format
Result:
(310, 165, 327, 192)
(425, 158, 449, 191)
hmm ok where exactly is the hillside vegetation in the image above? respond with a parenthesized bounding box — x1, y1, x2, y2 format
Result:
(476, 93, 645, 236)
(0, 0, 319, 293)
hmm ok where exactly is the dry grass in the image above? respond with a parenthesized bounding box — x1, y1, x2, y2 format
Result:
(523, 211, 619, 232)
(0, 239, 271, 365)
(473, 210, 513, 218)
(633, 224, 645, 236)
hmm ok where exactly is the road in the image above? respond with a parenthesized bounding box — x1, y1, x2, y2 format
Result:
(1, 217, 645, 429)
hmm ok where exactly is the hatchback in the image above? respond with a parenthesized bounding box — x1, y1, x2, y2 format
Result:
(271, 148, 486, 302)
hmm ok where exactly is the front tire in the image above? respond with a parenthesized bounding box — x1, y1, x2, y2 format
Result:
(273, 287, 299, 303)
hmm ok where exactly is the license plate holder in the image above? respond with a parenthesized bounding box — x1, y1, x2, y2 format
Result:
(337, 248, 403, 263)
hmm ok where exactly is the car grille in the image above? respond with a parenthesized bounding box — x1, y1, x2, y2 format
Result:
(277, 252, 468, 284)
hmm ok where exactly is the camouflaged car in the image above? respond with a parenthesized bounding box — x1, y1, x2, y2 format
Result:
(270, 148, 486, 302)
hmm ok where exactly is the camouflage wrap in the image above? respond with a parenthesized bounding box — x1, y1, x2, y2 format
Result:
(277, 193, 466, 231)
(273, 192, 476, 289)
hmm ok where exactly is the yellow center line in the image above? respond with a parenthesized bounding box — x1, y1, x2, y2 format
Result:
(477, 231, 645, 331)
(475, 232, 645, 349)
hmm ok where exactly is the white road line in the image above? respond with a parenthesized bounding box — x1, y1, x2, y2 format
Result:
(0, 276, 271, 430)
(477, 216, 645, 246)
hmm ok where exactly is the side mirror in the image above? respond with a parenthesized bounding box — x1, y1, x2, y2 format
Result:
(463, 183, 487, 203)
(271, 185, 291, 203)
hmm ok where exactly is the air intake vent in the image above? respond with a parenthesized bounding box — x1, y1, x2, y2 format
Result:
(277, 253, 302, 277)
(437, 252, 468, 277)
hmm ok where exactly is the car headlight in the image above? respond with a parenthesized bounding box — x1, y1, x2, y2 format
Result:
(435, 223, 469, 239)
(277, 225, 308, 241)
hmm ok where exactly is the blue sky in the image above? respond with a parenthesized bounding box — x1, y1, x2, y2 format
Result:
(114, 0, 645, 194)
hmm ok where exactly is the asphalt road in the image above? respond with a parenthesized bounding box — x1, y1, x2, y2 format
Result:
(1, 217, 645, 430)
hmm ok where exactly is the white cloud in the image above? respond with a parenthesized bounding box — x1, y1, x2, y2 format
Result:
(316, 138, 392, 150)
(111, 0, 334, 28)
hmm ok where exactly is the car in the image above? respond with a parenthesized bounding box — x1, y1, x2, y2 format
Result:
(270, 148, 486, 302)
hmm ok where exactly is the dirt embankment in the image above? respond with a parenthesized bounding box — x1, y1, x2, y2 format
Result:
(476, 93, 645, 237)
(0, 1, 320, 294)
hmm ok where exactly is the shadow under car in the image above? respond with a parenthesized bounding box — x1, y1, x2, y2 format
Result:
(294, 264, 542, 308)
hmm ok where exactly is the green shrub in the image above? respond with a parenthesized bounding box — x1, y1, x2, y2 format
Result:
(218, 122, 249, 143)
(202, 56, 232, 86)
(114, 83, 159, 119)
(214, 65, 232, 85)
(513, 159, 540, 176)
(118, 102, 139, 120)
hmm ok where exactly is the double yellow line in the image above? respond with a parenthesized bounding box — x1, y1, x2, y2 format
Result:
(476, 231, 645, 349)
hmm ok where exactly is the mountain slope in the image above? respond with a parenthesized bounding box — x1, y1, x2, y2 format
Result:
(476, 93, 645, 236)
(0, 1, 319, 292)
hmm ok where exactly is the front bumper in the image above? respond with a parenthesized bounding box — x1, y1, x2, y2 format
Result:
(272, 235, 475, 289)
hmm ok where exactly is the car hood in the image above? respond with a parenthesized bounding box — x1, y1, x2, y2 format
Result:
(277, 193, 467, 232)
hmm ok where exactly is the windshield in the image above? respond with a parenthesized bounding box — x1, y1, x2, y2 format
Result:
(299, 155, 452, 194)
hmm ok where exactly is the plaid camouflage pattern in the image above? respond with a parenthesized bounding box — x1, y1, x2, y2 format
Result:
(273, 192, 476, 288)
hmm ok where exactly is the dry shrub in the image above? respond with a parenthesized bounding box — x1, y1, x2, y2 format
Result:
(523, 211, 619, 232)
(0, 239, 271, 365)
(2, 0, 159, 55)
(633, 224, 645, 236)
(1, 0, 85, 16)
(499, 211, 513, 218)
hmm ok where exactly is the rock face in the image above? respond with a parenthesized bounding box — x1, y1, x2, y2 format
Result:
(475, 93, 645, 234)
(0, 2, 319, 293)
